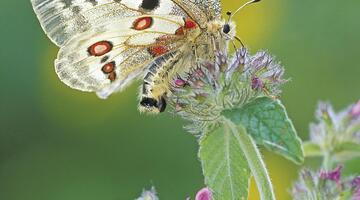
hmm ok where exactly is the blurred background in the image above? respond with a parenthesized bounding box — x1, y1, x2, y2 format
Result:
(0, 0, 359, 199)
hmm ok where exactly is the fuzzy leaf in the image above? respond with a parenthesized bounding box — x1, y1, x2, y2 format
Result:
(199, 125, 251, 200)
(222, 97, 304, 164)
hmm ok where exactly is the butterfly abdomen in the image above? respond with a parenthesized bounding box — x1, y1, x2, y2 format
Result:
(139, 51, 181, 113)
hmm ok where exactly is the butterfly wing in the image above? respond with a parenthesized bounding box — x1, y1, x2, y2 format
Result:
(195, 0, 222, 20)
(31, 0, 192, 46)
(55, 15, 186, 99)
(31, 0, 221, 99)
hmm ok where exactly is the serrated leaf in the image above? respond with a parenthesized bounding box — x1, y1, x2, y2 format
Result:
(222, 97, 304, 164)
(199, 125, 251, 200)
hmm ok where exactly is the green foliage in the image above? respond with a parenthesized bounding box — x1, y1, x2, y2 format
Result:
(199, 124, 251, 200)
(170, 46, 304, 199)
(303, 142, 323, 157)
(222, 97, 304, 164)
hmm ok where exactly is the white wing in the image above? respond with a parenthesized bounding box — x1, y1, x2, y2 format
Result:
(189, 0, 222, 19)
(30, 0, 222, 99)
(30, 0, 190, 46)
(55, 15, 185, 99)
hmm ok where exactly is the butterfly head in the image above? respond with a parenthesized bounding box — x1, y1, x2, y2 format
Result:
(222, 21, 237, 40)
(206, 19, 236, 40)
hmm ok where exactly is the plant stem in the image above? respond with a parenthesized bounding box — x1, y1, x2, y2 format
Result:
(322, 151, 332, 170)
(224, 118, 276, 200)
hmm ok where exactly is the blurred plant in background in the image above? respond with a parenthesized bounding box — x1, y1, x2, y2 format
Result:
(136, 187, 159, 200)
(292, 101, 360, 200)
(304, 100, 360, 170)
(136, 187, 213, 200)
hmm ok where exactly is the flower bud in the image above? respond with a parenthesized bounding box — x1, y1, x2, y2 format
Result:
(195, 187, 212, 200)
(319, 166, 342, 184)
(175, 78, 187, 87)
(251, 77, 264, 90)
(136, 188, 158, 200)
(351, 100, 360, 118)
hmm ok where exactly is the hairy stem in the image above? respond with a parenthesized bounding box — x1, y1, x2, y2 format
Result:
(224, 118, 276, 200)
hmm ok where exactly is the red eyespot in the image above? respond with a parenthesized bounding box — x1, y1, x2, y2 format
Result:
(149, 45, 169, 57)
(175, 27, 185, 35)
(132, 17, 153, 30)
(184, 19, 197, 29)
(108, 72, 117, 82)
(88, 41, 113, 56)
(102, 62, 115, 74)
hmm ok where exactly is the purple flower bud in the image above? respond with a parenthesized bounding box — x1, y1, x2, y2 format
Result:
(175, 78, 186, 87)
(252, 53, 267, 71)
(195, 187, 212, 200)
(251, 77, 264, 90)
(195, 69, 205, 77)
(216, 52, 227, 67)
(351, 100, 360, 118)
(319, 166, 342, 184)
(352, 176, 360, 188)
(353, 190, 360, 200)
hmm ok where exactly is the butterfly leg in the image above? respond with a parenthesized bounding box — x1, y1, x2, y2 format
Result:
(192, 45, 202, 70)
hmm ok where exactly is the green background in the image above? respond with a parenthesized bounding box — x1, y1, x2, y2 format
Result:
(0, 0, 359, 199)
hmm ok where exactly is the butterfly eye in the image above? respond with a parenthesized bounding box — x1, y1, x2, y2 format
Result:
(223, 24, 231, 34)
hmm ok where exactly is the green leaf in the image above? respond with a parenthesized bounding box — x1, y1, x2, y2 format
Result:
(222, 97, 304, 164)
(303, 142, 323, 157)
(199, 124, 251, 200)
(335, 141, 360, 154)
(334, 141, 360, 162)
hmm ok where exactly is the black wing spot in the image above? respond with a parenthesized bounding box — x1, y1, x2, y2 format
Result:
(140, 0, 160, 11)
(101, 56, 109, 63)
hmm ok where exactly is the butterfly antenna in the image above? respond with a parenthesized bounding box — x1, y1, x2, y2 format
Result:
(227, 0, 262, 21)
(235, 36, 245, 47)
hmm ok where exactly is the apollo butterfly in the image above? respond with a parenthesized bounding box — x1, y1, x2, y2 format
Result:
(31, 0, 260, 113)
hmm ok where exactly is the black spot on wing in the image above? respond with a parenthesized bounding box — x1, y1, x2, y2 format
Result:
(62, 0, 97, 7)
(63, 0, 72, 8)
(140, 0, 160, 11)
(87, 0, 98, 5)
(71, 6, 81, 14)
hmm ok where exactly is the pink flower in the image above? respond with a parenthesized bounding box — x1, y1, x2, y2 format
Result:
(351, 100, 360, 118)
(352, 176, 360, 188)
(195, 187, 213, 200)
(319, 166, 342, 184)
(352, 176, 360, 198)
(251, 77, 264, 90)
(175, 78, 186, 87)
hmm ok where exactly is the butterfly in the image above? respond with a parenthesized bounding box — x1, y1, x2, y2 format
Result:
(31, 0, 260, 113)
